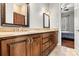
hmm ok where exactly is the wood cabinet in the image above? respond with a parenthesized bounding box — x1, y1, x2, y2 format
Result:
(30, 34, 42, 56)
(49, 31, 58, 52)
(0, 36, 30, 56)
(42, 33, 50, 56)
(0, 31, 58, 56)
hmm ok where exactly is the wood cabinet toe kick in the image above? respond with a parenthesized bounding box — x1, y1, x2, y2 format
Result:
(0, 31, 58, 56)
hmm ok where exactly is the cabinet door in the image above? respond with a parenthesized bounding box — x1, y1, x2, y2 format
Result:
(30, 35, 42, 56)
(1, 36, 30, 56)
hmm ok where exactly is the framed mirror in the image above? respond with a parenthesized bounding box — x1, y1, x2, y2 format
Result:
(43, 13, 50, 28)
(1, 3, 29, 27)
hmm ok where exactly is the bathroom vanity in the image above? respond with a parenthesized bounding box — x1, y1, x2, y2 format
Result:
(0, 3, 58, 56)
(0, 29, 58, 56)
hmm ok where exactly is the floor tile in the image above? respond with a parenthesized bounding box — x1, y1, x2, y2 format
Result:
(49, 46, 78, 56)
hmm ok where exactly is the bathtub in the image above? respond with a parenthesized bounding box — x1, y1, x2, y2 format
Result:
(61, 31, 74, 39)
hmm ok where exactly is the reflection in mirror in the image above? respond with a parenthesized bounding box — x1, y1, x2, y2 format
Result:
(43, 13, 50, 28)
(1, 3, 29, 27)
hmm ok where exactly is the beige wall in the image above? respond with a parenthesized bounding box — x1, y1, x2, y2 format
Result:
(29, 3, 49, 28)
(49, 3, 61, 45)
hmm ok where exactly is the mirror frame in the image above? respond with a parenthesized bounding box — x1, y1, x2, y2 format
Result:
(1, 3, 30, 27)
(43, 13, 50, 28)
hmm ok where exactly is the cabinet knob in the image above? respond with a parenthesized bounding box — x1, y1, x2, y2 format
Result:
(30, 37, 34, 44)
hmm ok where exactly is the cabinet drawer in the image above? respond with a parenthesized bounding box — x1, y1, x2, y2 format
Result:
(43, 38, 49, 43)
(31, 34, 41, 39)
(49, 43, 57, 52)
(49, 34, 56, 37)
(49, 41, 53, 46)
(42, 33, 49, 38)
(42, 42, 49, 52)
(42, 49, 49, 56)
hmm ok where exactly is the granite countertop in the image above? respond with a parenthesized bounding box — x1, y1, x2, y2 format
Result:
(0, 28, 58, 38)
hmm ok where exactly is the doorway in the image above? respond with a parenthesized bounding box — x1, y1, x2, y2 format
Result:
(61, 3, 74, 48)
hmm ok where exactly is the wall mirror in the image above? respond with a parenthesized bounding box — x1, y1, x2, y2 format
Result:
(1, 3, 29, 27)
(43, 13, 50, 28)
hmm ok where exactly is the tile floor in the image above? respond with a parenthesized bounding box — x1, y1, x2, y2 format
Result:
(49, 45, 78, 56)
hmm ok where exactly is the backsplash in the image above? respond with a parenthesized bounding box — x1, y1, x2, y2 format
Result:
(0, 27, 58, 32)
(0, 27, 28, 32)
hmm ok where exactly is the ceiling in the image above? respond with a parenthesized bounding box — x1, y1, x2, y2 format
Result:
(61, 3, 74, 14)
